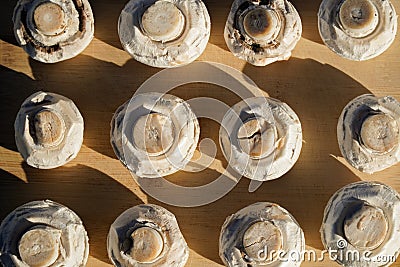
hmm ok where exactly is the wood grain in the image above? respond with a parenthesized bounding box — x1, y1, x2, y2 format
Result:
(1, 0, 400, 266)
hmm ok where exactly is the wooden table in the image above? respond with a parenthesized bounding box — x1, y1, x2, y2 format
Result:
(1, 0, 400, 266)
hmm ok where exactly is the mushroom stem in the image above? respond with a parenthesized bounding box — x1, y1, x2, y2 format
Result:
(33, 109, 64, 147)
(18, 227, 60, 267)
(132, 113, 175, 156)
(237, 118, 276, 159)
(33, 2, 66, 36)
(360, 113, 399, 153)
(344, 202, 388, 250)
(243, 221, 282, 262)
(141, 1, 185, 43)
(129, 227, 164, 263)
(243, 7, 281, 42)
(338, 0, 379, 38)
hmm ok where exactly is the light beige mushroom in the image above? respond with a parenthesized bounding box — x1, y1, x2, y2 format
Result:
(318, 0, 397, 60)
(219, 96, 302, 181)
(219, 202, 305, 266)
(14, 91, 84, 169)
(13, 0, 94, 63)
(107, 204, 189, 267)
(110, 92, 199, 178)
(321, 181, 400, 266)
(0, 200, 89, 267)
(224, 0, 302, 66)
(337, 94, 400, 173)
(118, 0, 210, 68)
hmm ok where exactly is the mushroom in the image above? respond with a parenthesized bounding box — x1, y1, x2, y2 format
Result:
(337, 94, 400, 173)
(110, 92, 200, 178)
(14, 91, 84, 169)
(219, 96, 302, 181)
(318, 0, 397, 61)
(321, 181, 400, 266)
(118, 0, 211, 68)
(0, 200, 89, 267)
(219, 202, 305, 266)
(107, 204, 189, 267)
(224, 0, 302, 66)
(13, 0, 94, 63)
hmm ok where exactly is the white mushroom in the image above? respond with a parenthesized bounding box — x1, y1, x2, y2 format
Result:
(13, 0, 94, 63)
(107, 204, 189, 267)
(118, 0, 211, 68)
(219, 96, 302, 181)
(219, 202, 305, 267)
(321, 181, 400, 266)
(337, 94, 400, 173)
(0, 200, 89, 267)
(110, 92, 199, 178)
(14, 91, 84, 169)
(224, 0, 302, 66)
(318, 0, 397, 61)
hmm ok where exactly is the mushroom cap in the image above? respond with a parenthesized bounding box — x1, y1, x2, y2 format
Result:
(318, 0, 397, 61)
(219, 202, 305, 267)
(0, 200, 89, 267)
(110, 92, 199, 178)
(107, 204, 189, 267)
(321, 181, 400, 266)
(118, 0, 211, 68)
(13, 0, 94, 63)
(337, 94, 400, 174)
(14, 91, 84, 169)
(224, 0, 302, 66)
(219, 96, 302, 181)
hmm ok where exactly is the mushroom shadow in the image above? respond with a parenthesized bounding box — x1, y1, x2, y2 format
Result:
(0, 0, 19, 45)
(0, 66, 37, 152)
(203, 0, 231, 52)
(23, 55, 157, 158)
(290, 0, 325, 44)
(143, 58, 369, 264)
(0, 165, 143, 264)
(91, 0, 127, 50)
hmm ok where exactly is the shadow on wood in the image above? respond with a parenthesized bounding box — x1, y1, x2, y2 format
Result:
(0, 164, 143, 264)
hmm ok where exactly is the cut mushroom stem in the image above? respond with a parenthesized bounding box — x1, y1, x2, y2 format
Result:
(33, 109, 64, 147)
(129, 227, 164, 263)
(243, 7, 281, 42)
(18, 227, 60, 267)
(344, 202, 388, 250)
(360, 113, 399, 153)
(338, 0, 379, 38)
(243, 221, 282, 262)
(237, 118, 276, 159)
(141, 1, 185, 43)
(33, 2, 66, 36)
(132, 113, 175, 156)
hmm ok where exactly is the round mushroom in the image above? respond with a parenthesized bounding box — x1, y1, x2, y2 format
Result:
(224, 0, 302, 66)
(107, 204, 189, 267)
(219, 96, 302, 181)
(219, 202, 305, 267)
(0, 200, 89, 267)
(321, 181, 400, 266)
(13, 0, 94, 63)
(110, 92, 200, 178)
(14, 91, 84, 169)
(318, 0, 397, 61)
(337, 94, 400, 174)
(118, 0, 211, 68)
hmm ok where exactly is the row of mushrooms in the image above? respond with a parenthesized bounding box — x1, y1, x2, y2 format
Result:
(14, 91, 400, 176)
(1, 181, 400, 267)
(12, 0, 397, 65)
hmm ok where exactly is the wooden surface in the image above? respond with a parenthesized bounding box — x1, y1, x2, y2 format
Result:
(1, 0, 400, 266)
